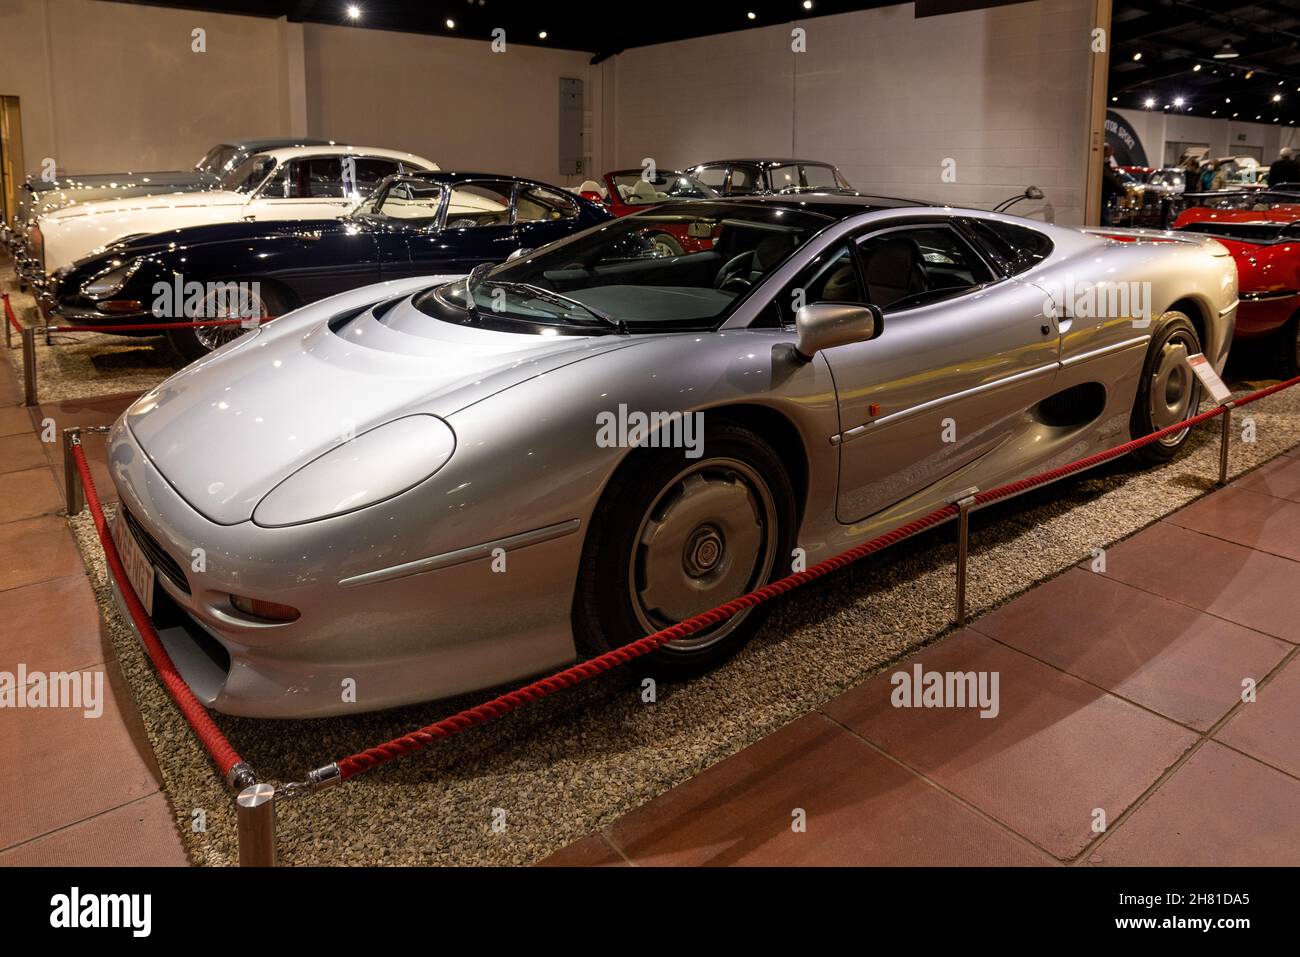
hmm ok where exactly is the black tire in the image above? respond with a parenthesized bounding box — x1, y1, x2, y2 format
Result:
(1130, 312, 1203, 465)
(166, 282, 287, 363)
(572, 419, 797, 678)
(649, 232, 685, 257)
(1277, 313, 1300, 379)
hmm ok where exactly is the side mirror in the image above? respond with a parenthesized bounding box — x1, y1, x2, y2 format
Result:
(794, 302, 882, 360)
(1024, 185, 1044, 200)
(506, 247, 533, 262)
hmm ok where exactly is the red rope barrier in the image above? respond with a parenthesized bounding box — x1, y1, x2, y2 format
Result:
(2, 293, 21, 333)
(71, 442, 245, 779)
(329, 375, 1300, 782)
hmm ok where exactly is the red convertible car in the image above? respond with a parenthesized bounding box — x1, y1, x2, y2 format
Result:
(573, 168, 719, 256)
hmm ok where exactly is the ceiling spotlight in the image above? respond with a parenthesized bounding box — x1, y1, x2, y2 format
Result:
(1211, 110, 1217, 115)
(1274, 93, 1283, 102)
(1245, 69, 1255, 79)
(1213, 40, 1239, 59)
(346, 4, 360, 19)
(538, 30, 548, 39)
(803, 0, 814, 9)
(1144, 97, 1156, 108)
(1225, 97, 1231, 103)
(1233, 112, 1239, 117)
(1164, 103, 1171, 109)
(1280, 80, 1286, 86)
(1256, 114, 1262, 119)
(1173, 97, 1185, 107)
(1133, 52, 1143, 61)
(445, 18, 455, 29)
(1111, 96, 1118, 102)
(747, 11, 756, 18)
(1193, 63, 1201, 72)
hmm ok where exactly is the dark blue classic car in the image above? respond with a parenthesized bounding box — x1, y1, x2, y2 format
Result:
(49, 172, 612, 359)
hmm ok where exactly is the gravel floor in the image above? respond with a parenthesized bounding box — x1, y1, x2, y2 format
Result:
(63, 344, 1300, 866)
(1, 277, 184, 402)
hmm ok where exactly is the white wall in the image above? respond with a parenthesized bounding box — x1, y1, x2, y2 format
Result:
(0, 0, 293, 175)
(1114, 106, 1298, 168)
(302, 24, 601, 183)
(607, 0, 1097, 224)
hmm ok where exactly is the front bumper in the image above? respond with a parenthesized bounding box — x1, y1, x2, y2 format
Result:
(105, 415, 583, 718)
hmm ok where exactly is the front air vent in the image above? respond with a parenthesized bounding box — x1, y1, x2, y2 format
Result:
(123, 508, 190, 595)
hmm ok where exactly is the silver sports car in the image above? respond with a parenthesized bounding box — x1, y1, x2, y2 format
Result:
(105, 196, 1237, 717)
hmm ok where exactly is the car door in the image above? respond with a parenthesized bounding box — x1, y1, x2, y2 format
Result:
(813, 222, 1061, 523)
(513, 183, 584, 251)
(404, 179, 519, 275)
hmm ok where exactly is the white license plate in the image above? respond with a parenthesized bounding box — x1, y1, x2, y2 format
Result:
(111, 513, 155, 617)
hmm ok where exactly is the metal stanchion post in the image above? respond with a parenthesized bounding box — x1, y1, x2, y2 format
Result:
(21, 325, 36, 406)
(1218, 401, 1235, 487)
(949, 487, 979, 627)
(237, 783, 277, 867)
(62, 429, 84, 515)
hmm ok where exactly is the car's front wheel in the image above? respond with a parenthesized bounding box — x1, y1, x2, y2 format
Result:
(573, 420, 797, 677)
(1130, 312, 1203, 465)
(166, 282, 286, 363)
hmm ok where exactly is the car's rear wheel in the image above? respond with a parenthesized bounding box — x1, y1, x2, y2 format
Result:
(649, 232, 685, 257)
(166, 282, 286, 363)
(1130, 312, 1203, 465)
(573, 420, 796, 677)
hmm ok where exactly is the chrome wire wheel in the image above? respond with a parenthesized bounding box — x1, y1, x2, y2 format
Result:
(194, 285, 268, 352)
(628, 458, 778, 652)
(1147, 326, 1201, 447)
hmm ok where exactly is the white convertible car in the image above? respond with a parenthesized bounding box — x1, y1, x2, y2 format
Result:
(26, 145, 438, 283)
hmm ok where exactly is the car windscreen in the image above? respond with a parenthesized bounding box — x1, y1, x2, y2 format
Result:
(415, 204, 831, 333)
(610, 172, 717, 203)
(364, 178, 446, 226)
(219, 154, 276, 193)
(770, 164, 850, 192)
(195, 144, 238, 176)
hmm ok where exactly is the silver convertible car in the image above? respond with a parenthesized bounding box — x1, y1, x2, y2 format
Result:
(104, 195, 1237, 717)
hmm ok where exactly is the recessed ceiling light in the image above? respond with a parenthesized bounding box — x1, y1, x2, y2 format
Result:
(1245, 69, 1255, 79)
(1133, 52, 1143, 61)
(1174, 97, 1184, 107)
(445, 18, 455, 29)
(1111, 96, 1118, 102)
(803, 1, 814, 9)
(1145, 97, 1156, 108)
(538, 30, 548, 39)
(1193, 63, 1201, 71)
(346, 4, 360, 19)
(748, 11, 756, 19)
(1274, 93, 1283, 102)
(1213, 40, 1239, 59)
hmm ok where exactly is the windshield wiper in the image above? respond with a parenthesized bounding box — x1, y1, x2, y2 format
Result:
(487, 280, 627, 333)
(462, 262, 495, 320)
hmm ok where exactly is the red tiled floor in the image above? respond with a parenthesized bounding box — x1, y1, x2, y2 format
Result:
(0, 466, 64, 523)
(0, 793, 188, 866)
(0, 404, 34, 437)
(0, 574, 109, 675)
(0, 661, 164, 850)
(1215, 655, 1300, 780)
(36, 394, 138, 508)
(820, 631, 1198, 860)
(1090, 742, 1300, 866)
(1167, 485, 1300, 563)
(0, 514, 85, 592)
(601, 712, 1055, 866)
(537, 832, 628, 867)
(0, 431, 46, 474)
(1098, 522, 1300, 643)
(972, 568, 1291, 731)
(1232, 453, 1300, 503)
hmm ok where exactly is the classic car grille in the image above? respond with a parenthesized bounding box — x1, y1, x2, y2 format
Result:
(123, 508, 191, 595)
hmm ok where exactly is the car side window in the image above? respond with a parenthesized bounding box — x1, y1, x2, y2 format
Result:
(961, 219, 1053, 276)
(856, 226, 996, 311)
(694, 165, 728, 189)
(767, 242, 864, 327)
(348, 159, 402, 196)
(444, 181, 514, 228)
(265, 158, 350, 199)
(728, 166, 760, 195)
(516, 186, 579, 222)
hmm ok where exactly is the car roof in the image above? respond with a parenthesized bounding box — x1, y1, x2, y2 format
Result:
(649, 193, 933, 220)
(224, 137, 339, 150)
(252, 145, 437, 167)
(692, 158, 840, 169)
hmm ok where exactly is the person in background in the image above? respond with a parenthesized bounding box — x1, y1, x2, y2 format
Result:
(1197, 160, 1215, 193)
(1269, 147, 1300, 191)
(1101, 144, 1124, 226)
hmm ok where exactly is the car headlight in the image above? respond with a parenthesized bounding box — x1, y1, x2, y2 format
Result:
(82, 260, 139, 298)
(253, 415, 456, 527)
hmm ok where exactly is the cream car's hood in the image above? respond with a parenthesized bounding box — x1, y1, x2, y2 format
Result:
(42, 189, 247, 222)
(124, 291, 645, 524)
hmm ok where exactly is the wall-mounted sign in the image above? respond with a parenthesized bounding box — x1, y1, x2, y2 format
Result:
(1105, 109, 1149, 168)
